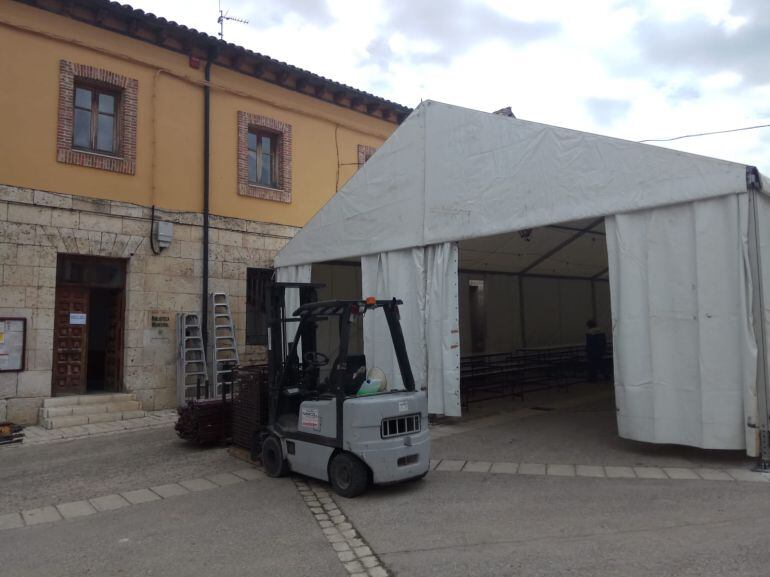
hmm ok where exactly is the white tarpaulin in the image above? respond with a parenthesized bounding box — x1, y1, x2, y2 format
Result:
(276, 264, 311, 351)
(361, 248, 426, 393)
(425, 243, 461, 416)
(276, 100, 747, 269)
(275, 99, 768, 450)
(606, 194, 758, 453)
(361, 243, 461, 416)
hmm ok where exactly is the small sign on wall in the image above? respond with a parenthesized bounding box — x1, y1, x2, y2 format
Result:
(151, 312, 171, 328)
(69, 313, 87, 325)
(0, 318, 26, 372)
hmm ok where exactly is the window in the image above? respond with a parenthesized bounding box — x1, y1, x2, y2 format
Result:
(57, 60, 137, 175)
(73, 85, 120, 154)
(248, 130, 279, 189)
(237, 111, 292, 203)
(357, 144, 377, 167)
(246, 268, 273, 346)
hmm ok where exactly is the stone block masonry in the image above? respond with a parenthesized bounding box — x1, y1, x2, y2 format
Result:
(0, 185, 299, 424)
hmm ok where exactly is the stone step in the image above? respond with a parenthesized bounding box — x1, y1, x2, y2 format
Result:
(39, 400, 141, 418)
(40, 409, 147, 430)
(42, 393, 136, 408)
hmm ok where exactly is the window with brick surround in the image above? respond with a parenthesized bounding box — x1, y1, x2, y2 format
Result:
(238, 111, 292, 203)
(357, 144, 377, 167)
(57, 60, 137, 175)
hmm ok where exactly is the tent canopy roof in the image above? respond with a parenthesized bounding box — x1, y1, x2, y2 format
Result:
(276, 100, 754, 268)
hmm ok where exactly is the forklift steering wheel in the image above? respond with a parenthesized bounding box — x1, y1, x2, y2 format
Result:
(303, 351, 330, 368)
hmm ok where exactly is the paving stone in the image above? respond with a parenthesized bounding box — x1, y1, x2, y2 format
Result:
(696, 468, 734, 481)
(360, 556, 379, 568)
(727, 468, 770, 482)
(319, 520, 333, 528)
(338, 522, 353, 531)
(435, 459, 465, 472)
(332, 541, 351, 552)
(327, 508, 342, 517)
(663, 467, 700, 480)
(22, 506, 62, 525)
(547, 464, 575, 477)
(179, 478, 218, 492)
(576, 465, 605, 478)
(56, 500, 96, 519)
(310, 507, 324, 515)
(368, 566, 388, 577)
(338, 550, 356, 562)
(348, 538, 365, 548)
(604, 466, 636, 479)
(90, 494, 130, 512)
(207, 472, 243, 486)
(323, 526, 340, 536)
(518, 463, 546, 475)
(232, 468, 266, 481)
(490, 461, 519, 475)
(307, 500, 322, 507)
(354, 546, 372, 557)
(463, 461, 492, 473)
(344, 560, 364, 573)
(342, 529, 357, 539)
(122, 489, 162, 504)
(151, 483, 190, 498)
(331, 515, 345, 523)
(0, 512, 24, 531)
(633, 466, 668, 479)
(328, 533, 346, 543)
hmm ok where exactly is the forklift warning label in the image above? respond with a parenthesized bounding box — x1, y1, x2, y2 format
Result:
(301, 407, 321, 431)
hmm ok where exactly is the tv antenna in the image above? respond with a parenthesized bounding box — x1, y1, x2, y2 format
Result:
(218, 0, 249, 40)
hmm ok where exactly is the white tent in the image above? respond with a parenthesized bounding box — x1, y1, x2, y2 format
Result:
(276, 100, 770, 458)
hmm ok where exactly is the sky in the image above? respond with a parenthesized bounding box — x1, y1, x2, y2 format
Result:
(129, 0, 770, 174)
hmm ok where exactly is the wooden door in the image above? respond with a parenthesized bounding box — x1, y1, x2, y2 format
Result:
(103, 289, 124, 392)
(52, 285, 89, 396)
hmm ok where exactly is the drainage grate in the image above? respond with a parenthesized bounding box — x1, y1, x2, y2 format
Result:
(381, 414, 420, 438)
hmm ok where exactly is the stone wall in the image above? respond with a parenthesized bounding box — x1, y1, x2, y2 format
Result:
(0, 184, 298, 424)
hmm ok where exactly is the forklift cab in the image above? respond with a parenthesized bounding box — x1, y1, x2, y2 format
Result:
(262, 293, 430, 497)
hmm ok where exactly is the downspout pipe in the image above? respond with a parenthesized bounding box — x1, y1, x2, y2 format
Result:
(202, 58, 212, 351)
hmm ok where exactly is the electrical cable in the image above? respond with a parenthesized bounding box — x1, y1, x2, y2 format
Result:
(639, 123, 770, 143)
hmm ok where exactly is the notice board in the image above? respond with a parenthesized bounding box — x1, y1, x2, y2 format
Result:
(0, 318, 26, 372)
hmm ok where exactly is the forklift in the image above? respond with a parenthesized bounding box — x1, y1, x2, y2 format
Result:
(256, 283, 430, 497)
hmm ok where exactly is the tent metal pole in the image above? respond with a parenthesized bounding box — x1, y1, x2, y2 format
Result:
(748, 186, 770, 470)
(519, 218, 604, 274)
(518, 276, 527, 348)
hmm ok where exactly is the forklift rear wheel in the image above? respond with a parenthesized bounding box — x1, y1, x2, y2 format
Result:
(262, 436, 288, 477)
(329, 453, 369, 498)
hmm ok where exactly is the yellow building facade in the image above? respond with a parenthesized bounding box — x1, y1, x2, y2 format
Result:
(0, 0, 407, 425)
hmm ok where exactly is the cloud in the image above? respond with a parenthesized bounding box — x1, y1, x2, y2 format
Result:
(364, 0, 560, 67)
(624, 0, 770, 88)
(585, 98, 632, 126)
(233, 0, 334, 28)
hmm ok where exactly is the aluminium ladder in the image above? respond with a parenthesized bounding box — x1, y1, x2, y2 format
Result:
(176, 312, 209, 405)
(208, 292, 240, 398)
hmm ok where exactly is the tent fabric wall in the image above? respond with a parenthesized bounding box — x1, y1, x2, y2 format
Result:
(520, 277, 599, 347)
(425, 243, 461, 416)
(276, 264, 312, 351)
(312, 264, 364, 357)
(361, 248, 426, 394)
(606, 194, 757, 452)
(362, 243, 461, 416)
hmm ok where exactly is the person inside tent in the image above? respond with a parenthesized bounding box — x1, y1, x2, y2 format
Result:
(585, 319, 607, 382)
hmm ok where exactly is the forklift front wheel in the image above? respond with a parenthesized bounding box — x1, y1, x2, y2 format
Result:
(261, 436, 288, 477)
(329, 452, 369, 498)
